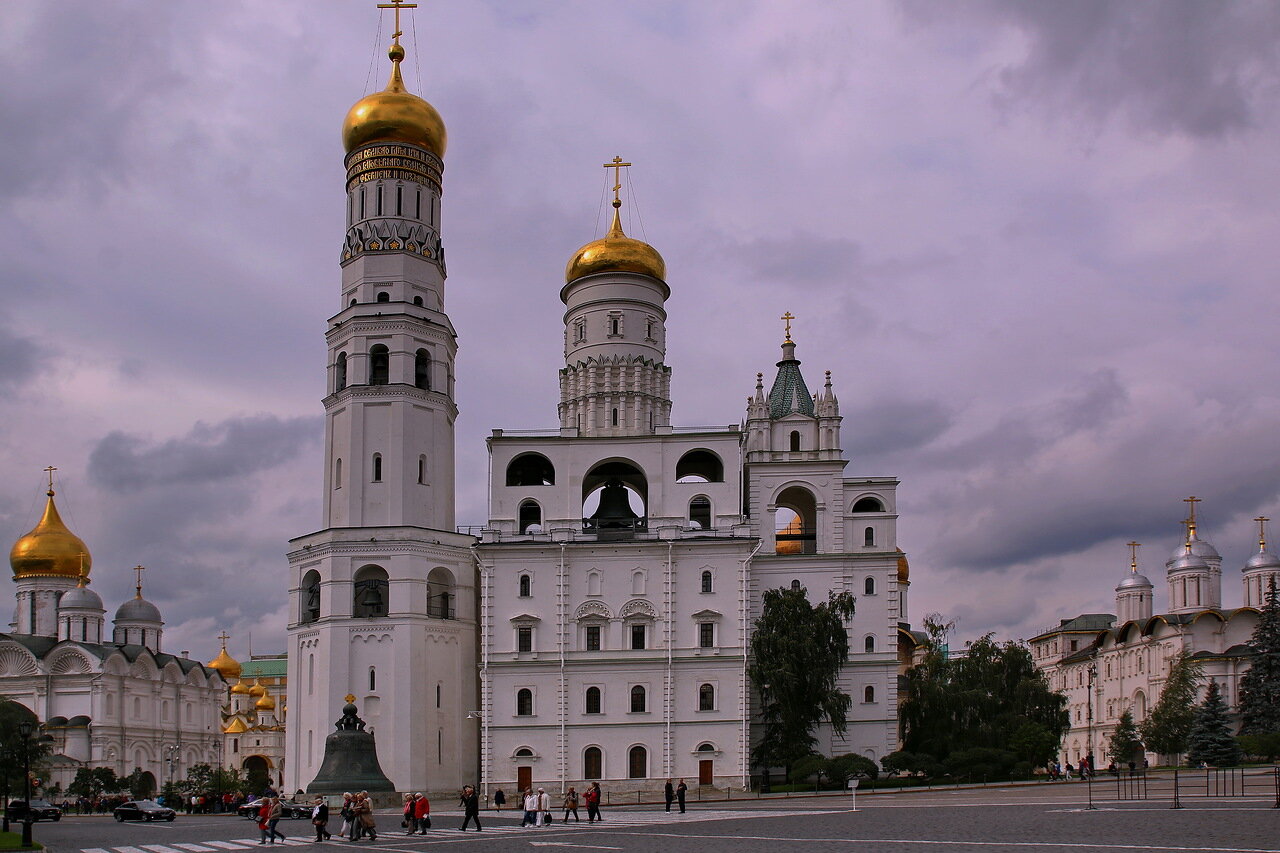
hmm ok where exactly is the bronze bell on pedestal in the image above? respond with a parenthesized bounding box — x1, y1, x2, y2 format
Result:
(590, 479, 638, 529)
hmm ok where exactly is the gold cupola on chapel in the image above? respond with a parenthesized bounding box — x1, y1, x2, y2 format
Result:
(10, 485, 91, 582)
(342, 39, 446, 157)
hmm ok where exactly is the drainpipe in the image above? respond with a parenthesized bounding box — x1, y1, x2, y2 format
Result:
(665, 539, 674, 777)
(741, 539, 762, 790)
(559, 542, 568, 793)
(471, 546, 491, 801)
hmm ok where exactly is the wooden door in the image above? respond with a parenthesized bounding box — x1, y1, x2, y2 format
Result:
(517, 766, 532, 791)
(698, 759, 713, 785)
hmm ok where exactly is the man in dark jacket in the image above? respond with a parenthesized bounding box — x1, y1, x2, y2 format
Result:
(311, 797, 331, 841)
(459, 786, 481, 832)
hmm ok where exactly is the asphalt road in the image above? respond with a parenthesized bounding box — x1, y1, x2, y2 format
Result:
(24, 785, 1280, 853)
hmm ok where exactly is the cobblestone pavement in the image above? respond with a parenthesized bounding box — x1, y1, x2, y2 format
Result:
(32, 785, 1280, 853)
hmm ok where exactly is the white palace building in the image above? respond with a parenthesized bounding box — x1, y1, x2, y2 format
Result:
(285, 13, 909, 797)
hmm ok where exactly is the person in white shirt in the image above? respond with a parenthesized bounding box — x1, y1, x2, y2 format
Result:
(537, 788, 551, 826)
(521, 789, 539, 827)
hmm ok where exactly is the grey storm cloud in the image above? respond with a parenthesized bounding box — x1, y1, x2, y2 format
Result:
(0, 318, 40, 392)
(88, 415, 322, 492)
(848, 398, 953, 460)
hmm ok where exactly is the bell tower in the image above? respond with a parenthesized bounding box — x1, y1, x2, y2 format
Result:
(285, 2, 477, 798)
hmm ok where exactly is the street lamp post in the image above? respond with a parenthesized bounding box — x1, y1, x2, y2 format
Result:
(17, 720, 33, 848)
(164, 745, 180, 797)
(1085, 661, 1098, 811)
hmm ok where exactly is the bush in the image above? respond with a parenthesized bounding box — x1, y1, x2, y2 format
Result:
(828, 753, 878, 782)
(1237, 731, 1280, 762)
(943, 748, 1018, 782)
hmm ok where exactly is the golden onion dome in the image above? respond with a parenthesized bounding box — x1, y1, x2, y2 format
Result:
(255, 691, 277, 711)
(230, 681, 251, 695)
(775, 516, 805, 556)
(565, 200, 666, 284)
(207, 646, 241, 680)
(10, 489, 91, 581)
(897, 550, 910, 584)
(249, 682, 267, 697)
(342, 43, 446, 158)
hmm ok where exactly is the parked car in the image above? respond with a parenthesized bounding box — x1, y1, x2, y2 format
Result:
(113, 800, 176, 822)
(5, 800, 62, 822)
(237, 798, 310, 820)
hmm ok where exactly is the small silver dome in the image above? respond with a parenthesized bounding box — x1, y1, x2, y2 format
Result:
(1117, 572, 1153, 590)
(1245, 549, 1280, 571)
(1168, 551, 1209, 573)
(59, 586, 104, 611)
(114, 596, 162, 624)
(1169, 533, 1219, 562)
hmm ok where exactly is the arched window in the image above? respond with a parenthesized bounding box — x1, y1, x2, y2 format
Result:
(369, 667, 377, 692)
(334, 457, 342, 489)
(413, 295, 423, 306)
(301, 570, 321, 624)
(584, 747, 602, 780)
(335, 352, 347, 392)
(518, 574, 531, 597)
(585, 686, 602, 714)
(628, 745, 647, 779)
(688, 496, 711, 530)
(698, 683, 714, 711)
(353, 565, 389, 618)
(789, 431, 801, 451)
(516, 689, 533, 717)
(630, 685, 646, 713)
(701, 571, 713, 594)
(612, 408, 619, 427)
(519, 500, 542, 533)
(791, 579, 801, 591)
(415, 349, 431, 390)
(775, 486, 817, 555)
(427, 567, 455, 619)
(864, 526, 875, 547)
(506, 453, 555, 486)
(864, 686, 876, 703)
(368, 344, 389, 385)
(852, 497, 884, 513)
(676, 450, 724, 483)
(864, 577, 876, 596)
(417, 455, 426, 484)
(864, 635, 875, 654)
(376, 291, 390, 303)
(372, 453, 383, 482)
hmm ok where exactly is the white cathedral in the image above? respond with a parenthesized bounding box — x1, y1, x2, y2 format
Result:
(284, 21, 908, 796)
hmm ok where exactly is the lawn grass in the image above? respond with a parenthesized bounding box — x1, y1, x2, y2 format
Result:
(0, 830, 43, 851)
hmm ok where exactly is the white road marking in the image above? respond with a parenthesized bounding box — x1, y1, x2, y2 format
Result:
(205, 842, 254, 849)
(528, 843, 622, 850)
(608, 831, 1280, 853)
(173, 845, 217, 851)
(141, 845, 183, 853)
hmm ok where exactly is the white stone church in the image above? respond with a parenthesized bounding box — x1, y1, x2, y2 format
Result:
(285, 21, 908, 797)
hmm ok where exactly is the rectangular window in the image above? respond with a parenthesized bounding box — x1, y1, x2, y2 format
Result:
(586, 625, 601, 651)
(517, 627, 532, 653)
(630, 624, 645, 650)
(376, 186, 383, 216)
(416, 190, 422, 220)
(396, 185, 403, 216)
(699, 623, 714, 649)
(360, 189, 366, 219)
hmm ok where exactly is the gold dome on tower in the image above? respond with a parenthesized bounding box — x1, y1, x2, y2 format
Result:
(249, 681, 267, 697)
(10, 483, 91, 581)
(255, 690, 277, 712)
(230, 681, 251, 695)
(565, 200, 666, 284)
(207, 633, 241, 680)
(342, 42, 446, 158)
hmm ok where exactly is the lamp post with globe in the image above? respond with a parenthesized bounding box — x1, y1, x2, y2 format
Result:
(17, 719, 33, 848)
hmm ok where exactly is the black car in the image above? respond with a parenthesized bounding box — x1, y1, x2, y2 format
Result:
(238, 799, 310, 820)
(5, 800, 62, 822)
(114, 800, 176, 822)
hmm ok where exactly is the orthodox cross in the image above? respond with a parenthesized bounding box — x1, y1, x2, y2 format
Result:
(1183, 495, 1200, 529)
(1127, 541, 1140, 572)
(133, 565, 146, 598)
(45, 465, 57, 493)
(1256, 516, 1271, 549)
(603, 156, 631, 204)
(1178, 519, 1192, 552)
(781, 311, 796, 342)
(78, 552, 89, 586)
(218, 630, 231, 650)
(377, 0, 417, 45)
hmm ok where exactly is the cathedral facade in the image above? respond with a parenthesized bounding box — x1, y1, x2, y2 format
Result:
(285, 21, 906, 796)
(3, 482, 225, 792)
(1031, 508, 1276, 766)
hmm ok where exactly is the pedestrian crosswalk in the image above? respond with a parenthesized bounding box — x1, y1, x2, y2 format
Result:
(76, 807, 834, 853)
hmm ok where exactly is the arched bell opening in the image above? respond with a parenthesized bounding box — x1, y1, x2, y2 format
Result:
(774, 486, 817, 555)
(582, 460, 648, 536)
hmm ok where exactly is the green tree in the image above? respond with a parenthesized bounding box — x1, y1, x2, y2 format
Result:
(211, 767, 245, 797)
(0, 699, 53, 804)
(1186, 680, 1242, 767)
(1239, 577, 1280, 735)
(898, 618, 1068, 775)
(125, 768, 155, 799)
(747, 586, 856, 774)
(183, 763, 217, 796)
(1107, 709, 1144, 765)
(1237, 731, 1280, 761)
(68, 767, 119, 798)
(1140, 650, 1203, 758)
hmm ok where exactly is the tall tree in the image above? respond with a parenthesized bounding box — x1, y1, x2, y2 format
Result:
(1107, 709, 1144, 765)
(899, 618, 1068, 767)
(1239, 577, 1280, 735)
(748, 586, 856, 771)
(1186, 680, 1242, 767)
(0, 699, 52, 802)
(1140, 650, 1203, 759)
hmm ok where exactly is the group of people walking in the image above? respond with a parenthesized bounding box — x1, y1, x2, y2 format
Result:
(254, 798, 290, 845)
(495, 780, 604, 827)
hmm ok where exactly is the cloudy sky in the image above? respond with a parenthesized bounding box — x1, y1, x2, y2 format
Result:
(3, 1, 1279, 661)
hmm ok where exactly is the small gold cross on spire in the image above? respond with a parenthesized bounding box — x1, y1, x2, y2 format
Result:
(603, 156, 631, 205)
(44, 465, 57, 494)
(781, 311, 796, 342)
(1183, 495, 1200, 526)
(1256, 516, 1270, 549)
(377, 0, 418, 46)
(1127, 541, 1140, 572)
(218, 630, 231, 650)
(133, 565, 146, 598)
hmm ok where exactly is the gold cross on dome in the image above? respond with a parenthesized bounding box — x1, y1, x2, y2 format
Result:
(377, 0, 418, 44)
(781, 311, 796, 342)
(218, 630, 231, 650)
(1256, 516, 1271, 548)
(44, 465, 57, 492)
(603, 156, 631, 203)
(1127, 541, 1140, 572)
(1183, 495, 1200, 525)
(133, 565, 146, 598)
